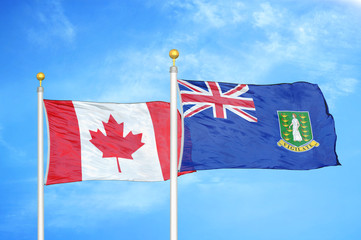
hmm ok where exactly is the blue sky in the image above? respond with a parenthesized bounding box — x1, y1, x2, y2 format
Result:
(1, 0, 361, 239)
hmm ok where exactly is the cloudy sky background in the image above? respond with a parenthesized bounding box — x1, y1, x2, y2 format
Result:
(1, 0, 361, 239)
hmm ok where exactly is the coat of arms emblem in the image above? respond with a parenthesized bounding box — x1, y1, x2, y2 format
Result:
(277, 111, 319, 152)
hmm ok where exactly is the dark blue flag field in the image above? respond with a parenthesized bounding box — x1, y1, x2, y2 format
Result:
(178, 79, 340, 172)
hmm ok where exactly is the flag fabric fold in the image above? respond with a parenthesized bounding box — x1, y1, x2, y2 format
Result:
(178, 79, 340, 172)
(44, 100, 184, 185)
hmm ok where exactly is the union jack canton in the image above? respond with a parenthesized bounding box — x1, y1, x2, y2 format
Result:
(177, 79, 257, 122)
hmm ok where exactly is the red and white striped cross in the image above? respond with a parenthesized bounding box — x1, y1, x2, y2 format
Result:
(178, 80, 257, 122)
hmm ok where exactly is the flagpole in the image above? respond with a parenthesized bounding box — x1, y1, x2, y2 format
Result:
(169, 49, 179, 240)
(37, 72, 45, 240)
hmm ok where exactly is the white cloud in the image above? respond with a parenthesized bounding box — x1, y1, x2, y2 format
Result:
(192, 0, 245, 27)
(321, 77, 358, 95)
(243, 2, 361, 86)
(165, 0, 246, 28)
(320, 78, 359, 107)
(178, 170, 301, 225)
(180, 50, 260, 84)
(45, 46, 174, 103)
(45, 181, 168, 228)
(339, 78, 358, 93)
(52, 1, 360, 108)
(293, 26, 316, 45)
(332, 0, 361, 7)
(27, 0, 75, 45)
(95, 47, 171, 103)
(253, 2, 283, 27)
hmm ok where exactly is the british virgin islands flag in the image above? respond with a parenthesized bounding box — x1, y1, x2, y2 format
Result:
(178, 79, 340, 172)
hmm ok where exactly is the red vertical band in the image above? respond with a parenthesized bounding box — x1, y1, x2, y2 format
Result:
(44, 100, 82, 185)
(146, 102, 183, 180)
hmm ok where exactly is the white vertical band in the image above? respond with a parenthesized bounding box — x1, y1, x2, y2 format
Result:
(37, 86, 44, 240)
(170, 65, 178, 240)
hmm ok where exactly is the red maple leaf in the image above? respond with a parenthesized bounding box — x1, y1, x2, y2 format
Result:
(89, 114, 145, 173)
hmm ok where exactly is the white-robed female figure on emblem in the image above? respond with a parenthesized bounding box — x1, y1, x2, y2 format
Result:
(289, 113, 303, 142)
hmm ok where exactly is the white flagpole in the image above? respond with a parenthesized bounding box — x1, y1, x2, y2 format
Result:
(37, 72, 45, 240)
(169, 49, 179, 240)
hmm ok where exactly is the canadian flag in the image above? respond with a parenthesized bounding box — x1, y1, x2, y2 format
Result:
(44, 100, 184, 185)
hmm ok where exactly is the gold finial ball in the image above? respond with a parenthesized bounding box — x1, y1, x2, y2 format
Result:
(169, 49, 179, 60)
(36, 72, 45, 81)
